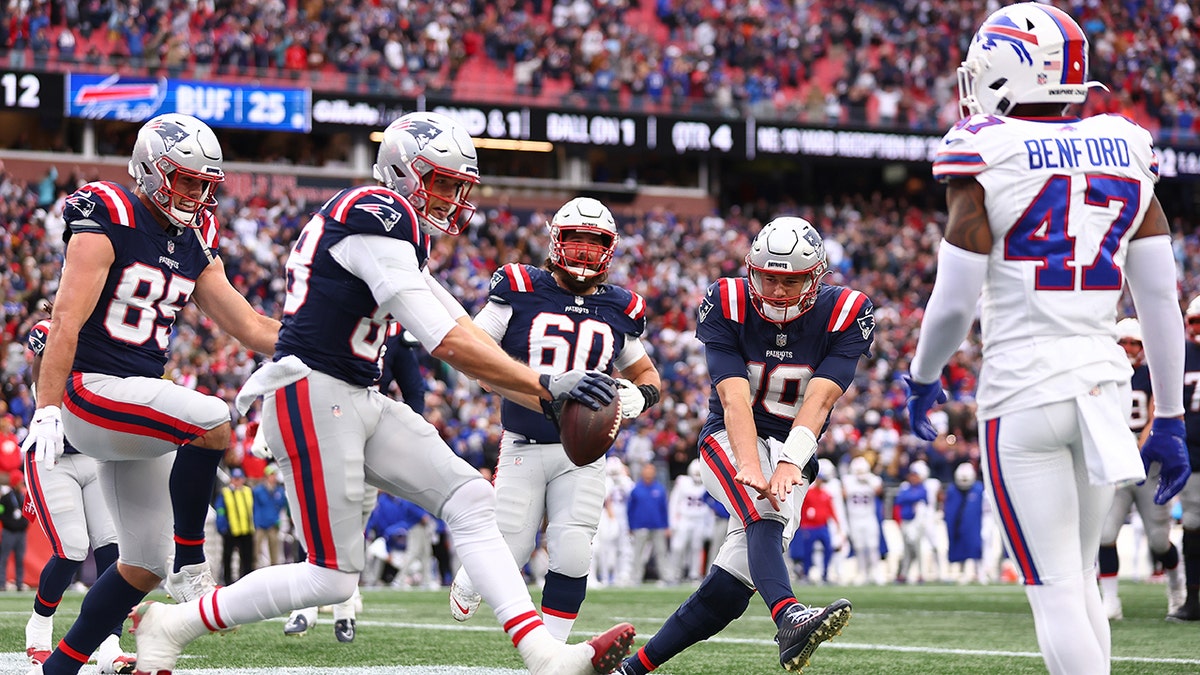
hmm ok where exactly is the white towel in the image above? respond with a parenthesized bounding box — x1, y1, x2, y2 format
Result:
(1076, 381, 1146, 487)
(235, 355, 313, 416)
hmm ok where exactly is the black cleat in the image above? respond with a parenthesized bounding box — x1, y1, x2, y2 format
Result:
(334, 618, 356, 643)
(775, 598, 852, 672)
(1166, 600, 1200, 623)
(283, 613, 311, 636)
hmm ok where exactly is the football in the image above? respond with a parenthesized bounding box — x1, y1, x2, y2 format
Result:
(559, 395, 622, 466)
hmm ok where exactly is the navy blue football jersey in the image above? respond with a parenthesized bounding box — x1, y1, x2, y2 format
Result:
(1184, 342, 1200, 470)
(276, 186, 431, 386)
(62, 181, 219, 378)
(1129, 363, 1151, 434)
(487, 263, 647, 443)
(697, 279, 874, 443)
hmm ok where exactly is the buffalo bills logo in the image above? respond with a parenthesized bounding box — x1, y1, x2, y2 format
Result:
(978, 16, 1038, 65)
(355, 202, 404, 232)
(148, 120, 190, 152)
(65, 191, 96, 218)
(395, 119, 443, 151)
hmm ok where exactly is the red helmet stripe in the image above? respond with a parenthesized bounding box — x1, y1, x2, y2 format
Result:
(1037, 4, 1086, 85)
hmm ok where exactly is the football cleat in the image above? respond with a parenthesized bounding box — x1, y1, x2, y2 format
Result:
(129, 601, 187, 674)
(165, 561, 217, 603)
(775, 599, 852, 672)
(1166, 599, 1200, 623)
(586, 623, 636, 673)
(26, 612, 52, 664)
(97, 633, 137, 674)
(334, 618, 356, 643)
(449, 580, 481, 622)
(283, 610, 314, 636)
(526, 622, 635, 675)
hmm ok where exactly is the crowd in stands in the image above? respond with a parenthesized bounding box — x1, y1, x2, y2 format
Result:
(1, 0, 1197, 140)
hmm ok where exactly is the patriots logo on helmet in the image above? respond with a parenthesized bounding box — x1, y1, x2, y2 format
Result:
(395, 119, 443, 151)
(978, 15, 1037, 65)
(65, 191, 96, 218)
(802, 228, 822, 251)
(355, 202, 404, 232)
(148, 120, 190, 152)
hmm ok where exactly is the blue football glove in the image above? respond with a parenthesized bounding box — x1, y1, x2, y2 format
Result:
(540, 370, 617, 411)
(1142, 418, 1191, 506)
(902, 374, 947, 442)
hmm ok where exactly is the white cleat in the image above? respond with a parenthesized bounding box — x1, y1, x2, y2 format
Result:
(129, 601, 188, 674)
(165, 561, 217, 603)
(1103, 595, 1123, 621)
(25, 612, 52, 664)
(449, 580, 481, 622)
(526, 623, 636, 675)
(96, 633, 137, 674)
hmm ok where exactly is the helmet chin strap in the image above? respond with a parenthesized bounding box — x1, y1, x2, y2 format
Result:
(761, 302, 800, 323)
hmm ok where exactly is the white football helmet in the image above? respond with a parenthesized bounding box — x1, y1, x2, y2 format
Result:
(1115, 317, 1143, 366)
(128, 113, 224, 229)
(850, 456, 871, 478)
(954, 463, 977, 490)
(909, 460, 930, 482)
(687, 458, 703, 485)
(1186, 296, 1200, 343)
(373, 111, 480, 236)
(746, 216, 828, 324)
(548, 197, 619, 282)
(958, 2, 1104, 118)
(818, 458, 837, 481)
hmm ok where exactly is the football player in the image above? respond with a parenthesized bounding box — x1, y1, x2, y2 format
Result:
(617, 216, 869, 674)
(448, 196, 661, 642)
(22, 315, 133, 672)
(1174, 297, 1200, 621)
(905, 4, 1190, 672)
(842, 456, 884, 585)
(668, 460, 715, 583)
(127, 112, 634, 675)
(945, 462, 986, 584)
(1097, 318, 1185, 619)
(22, 113, 281, 675)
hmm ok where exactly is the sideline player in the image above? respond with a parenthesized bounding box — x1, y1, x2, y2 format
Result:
(617, 216, 869, 674)
(448, 196, 661, 641)
(1097, 318, 1185, 619)
(904, 5, 1190, 672)
(23, 113, 281, 675)
(842, 456, 883, 585)
(23, 315, 134, 672)
(1174, 297, 1200, 621)
(127, 112, 634, 675)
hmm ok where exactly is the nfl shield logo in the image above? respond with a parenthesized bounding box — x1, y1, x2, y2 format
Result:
(167, 241, 174, 254)
(776, 334, 787, 347)
(332, 405, 342, 417)
(1037, 73, 1048, 85)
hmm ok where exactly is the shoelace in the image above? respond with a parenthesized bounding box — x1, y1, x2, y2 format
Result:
(783, 604, 820, 626)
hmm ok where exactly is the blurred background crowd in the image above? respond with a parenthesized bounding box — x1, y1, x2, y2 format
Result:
(2, 0, 1198, 139)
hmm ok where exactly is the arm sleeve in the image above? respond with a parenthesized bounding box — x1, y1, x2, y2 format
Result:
(613, 336, 648, 371)
(423, 268, 468, 321)
(909, 241, 989, 383)
(329, 234, 458, 352)
(472, 301, 512, 343)
(1124, 235, 1185, 417)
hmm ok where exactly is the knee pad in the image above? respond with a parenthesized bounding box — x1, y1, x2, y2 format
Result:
(548, 527, 596, 578)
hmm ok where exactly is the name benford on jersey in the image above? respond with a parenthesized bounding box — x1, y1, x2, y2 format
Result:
(61, 181, 218, 379)
(697, 278, 874, 443)
(276, 186, 431, 387)
(487, 263, 646, 443)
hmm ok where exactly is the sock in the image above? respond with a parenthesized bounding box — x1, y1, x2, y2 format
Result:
(1183, 528, 1200, 604)
(92, 544, 124, 638)
(1155, 543, 1180, 570)
(43, 566, 147, 675)
(624, 566, 754, 673)
(183, 562, 357, 634)
(743, 519, 797, 625)
(34, 557, 84, 617)
(1097, 544, 1118, 577)
(541, 570, 587, 642)
(170, 443, 224, 571)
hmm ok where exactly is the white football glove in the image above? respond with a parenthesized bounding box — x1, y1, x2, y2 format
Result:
(616, 378, 645, 419)
(22, 406, 65, 471)
(249, 423, 272, 460)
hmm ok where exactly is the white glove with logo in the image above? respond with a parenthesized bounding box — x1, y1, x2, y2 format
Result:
(616, 378, 645, 419)
(22, 406, 65, 471)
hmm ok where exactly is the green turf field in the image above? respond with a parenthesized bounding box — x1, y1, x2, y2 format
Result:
(1, 581, 1196, 674)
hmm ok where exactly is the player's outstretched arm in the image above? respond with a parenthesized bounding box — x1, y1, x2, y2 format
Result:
(192, 257, 281, 354)
(771, 377, 843, 502)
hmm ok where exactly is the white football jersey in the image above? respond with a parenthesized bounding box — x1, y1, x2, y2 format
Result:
(842, 473, 882, 523)
(933, 113, 1159, 418)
